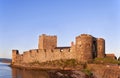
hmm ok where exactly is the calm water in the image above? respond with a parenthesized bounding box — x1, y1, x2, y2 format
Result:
(0, 62, 51, 78)
(0, 62, 86, 78)
(0, 63, 12, 78)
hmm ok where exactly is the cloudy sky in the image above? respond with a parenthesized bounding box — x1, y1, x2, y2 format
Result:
(0, 0, 120, 58)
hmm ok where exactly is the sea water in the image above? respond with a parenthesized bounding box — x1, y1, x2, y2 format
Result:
(0, 62, 50, 78)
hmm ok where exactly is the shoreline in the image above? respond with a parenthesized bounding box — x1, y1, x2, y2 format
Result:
(11, 63, 120, 78)
(11, 64, 83, 71)
(11, 63, 120, 71)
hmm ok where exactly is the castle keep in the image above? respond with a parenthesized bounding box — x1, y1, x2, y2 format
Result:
(12, 34, 106, 65)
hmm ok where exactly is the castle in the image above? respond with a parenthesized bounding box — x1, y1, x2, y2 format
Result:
(12, 34, 114, 65)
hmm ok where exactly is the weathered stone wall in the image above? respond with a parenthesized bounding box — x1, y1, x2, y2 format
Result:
(76, 34, 94, 62)
(38, 34, 57, 49)
(105, 54, 116, 59)
(97, 38, 105, 58)
(12, 50, 19, 64)
(13, 48, 75, 64)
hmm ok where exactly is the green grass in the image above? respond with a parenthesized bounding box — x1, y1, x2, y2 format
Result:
(29, 59, 82, 68)
(93, 58, 119, 64)
(82, 68, 93, 76)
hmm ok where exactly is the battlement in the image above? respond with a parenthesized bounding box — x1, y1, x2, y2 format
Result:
(40, 34, 57, 37)
(76, 34, 92, 38)
(12, 50, 19, 54)
(97, 38, 105, 41)
(26, 48, 71, 53)
(80, 34, 92, 36)
(12, 50, 19, 64)
(38, 34, 57, 49)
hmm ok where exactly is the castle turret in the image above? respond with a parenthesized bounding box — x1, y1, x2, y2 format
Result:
(12, 50, 19, 64)
(76, 34, 93, 62)
(97, 38, 105, 58)
(38, 34, 57, 49)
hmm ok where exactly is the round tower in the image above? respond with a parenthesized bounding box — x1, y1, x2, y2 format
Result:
(76, 34, 93, 62)
(97, 38, 105, 58)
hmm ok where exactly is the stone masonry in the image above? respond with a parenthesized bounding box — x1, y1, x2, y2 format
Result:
(12, 34, 107, 65)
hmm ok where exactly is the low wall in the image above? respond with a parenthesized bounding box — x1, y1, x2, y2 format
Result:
(14, 48, 75, 64)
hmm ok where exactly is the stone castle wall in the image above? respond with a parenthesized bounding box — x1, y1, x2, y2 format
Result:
(12, 34, 107, 65)
(97, 38, 105, 58)
(13, 48, 75, 65)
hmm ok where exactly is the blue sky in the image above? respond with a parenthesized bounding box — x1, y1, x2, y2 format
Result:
(0, 0, 120, 58)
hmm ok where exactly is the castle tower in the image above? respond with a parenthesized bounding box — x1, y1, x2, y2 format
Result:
(76, 34, 93, 62)
(97, 38, 105, 58)
(12, 50, 19, 64)
(38, 34, 57, 49)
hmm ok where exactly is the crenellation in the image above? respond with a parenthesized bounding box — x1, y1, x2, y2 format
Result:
(29, 49, 38, 52)
(38, 34, 57, 50)
(23, 51, 30, 55)
(12, 34, 115, 65)
(81, 34, 92, 36)
(23, 51, 32, 63)
(12, 50, 19, 64)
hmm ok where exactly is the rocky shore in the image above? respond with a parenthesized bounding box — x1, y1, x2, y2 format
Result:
(88, 64, 120, 78)
(12, 66, 95, 78)
(48, 70, 95, 78)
